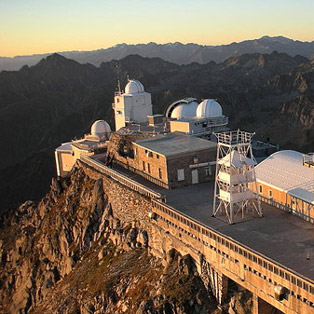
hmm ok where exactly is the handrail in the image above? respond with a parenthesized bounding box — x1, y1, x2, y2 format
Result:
(80, 156, 165, 201)
(151, 199, 314, 295)
(114, 159, 170, 189)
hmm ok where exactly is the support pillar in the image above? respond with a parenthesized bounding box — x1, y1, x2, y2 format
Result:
(252, 293, 281, 314)
(209, 268, 228, 304)
(200, 259, 228, 304)
(252, 293, 259, 314)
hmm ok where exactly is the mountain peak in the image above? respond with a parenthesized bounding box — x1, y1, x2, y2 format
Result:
(260, 35, 294, 44)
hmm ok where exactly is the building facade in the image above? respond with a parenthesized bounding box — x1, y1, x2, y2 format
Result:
(112, 79, 153, 131)
(55, 120, 111, 176)
(253, 150, 314, 223)
(130, 132, 217, 188)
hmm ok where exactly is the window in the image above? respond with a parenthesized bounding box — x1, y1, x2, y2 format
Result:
(147, 163, 151, 174)
(156, 154, 159, 159)
(159, 168, 162, 179)
(117, 98, 120, 103)
(205, 166, 212, 177)
(259, 185, 263, 194)
(177, 169, 185, 181)
(193, 156, 199, 164)
(269, 189, 273, 198)
(142, 161, 145, 171)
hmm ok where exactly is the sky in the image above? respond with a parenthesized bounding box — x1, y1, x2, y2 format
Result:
(0, 0, 314, 57)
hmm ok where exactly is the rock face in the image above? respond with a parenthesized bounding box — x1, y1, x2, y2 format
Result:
(0, 164, 253, 314)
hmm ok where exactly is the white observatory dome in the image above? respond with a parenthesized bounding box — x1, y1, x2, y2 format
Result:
(91, 120, 111, 135)
(125, 79, 145, 94)
(171, 101, 198, 119)
(196, 99, 223, 118)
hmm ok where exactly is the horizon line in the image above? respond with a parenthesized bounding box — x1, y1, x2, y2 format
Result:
(1, 35, 313, 59)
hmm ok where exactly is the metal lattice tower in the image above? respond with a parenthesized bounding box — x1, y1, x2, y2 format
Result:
(213, 130, 263, 224)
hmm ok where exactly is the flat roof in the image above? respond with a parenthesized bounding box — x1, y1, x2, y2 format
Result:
(134, 132, 216, 157)
(72, 139, 106, 151)
(117, 123, 168, 135)
(55, 142, 72, 152)
(255, 150, 314, 204)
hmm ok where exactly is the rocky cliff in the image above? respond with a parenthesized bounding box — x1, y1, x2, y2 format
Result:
(0, 164, 254, 314)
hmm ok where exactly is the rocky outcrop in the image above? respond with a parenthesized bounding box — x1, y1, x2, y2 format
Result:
(0, 165, 253, 314)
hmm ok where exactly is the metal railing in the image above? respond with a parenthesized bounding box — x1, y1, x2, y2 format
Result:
(151, 199, 314, 299)
(215, 130, 255, 145)
(80, 156, 165, 201)
(114, 159, 170, 189)
(258, 194, 314, 224)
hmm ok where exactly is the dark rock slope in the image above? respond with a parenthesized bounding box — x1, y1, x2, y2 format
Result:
(1, 52, 314, 211)
(0, 165, 254, 314)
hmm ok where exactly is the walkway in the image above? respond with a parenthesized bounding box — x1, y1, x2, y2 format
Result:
(112, 161, 314, 281)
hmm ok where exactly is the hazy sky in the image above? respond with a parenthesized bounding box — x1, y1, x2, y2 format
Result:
(1, 0, 313, 57)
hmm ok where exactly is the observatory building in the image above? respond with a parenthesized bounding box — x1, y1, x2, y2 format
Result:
(55, 120, 111, 176)
(115, 132, 217, 188)
(165, 98, 228, 136)
(112, 79, 153, 131)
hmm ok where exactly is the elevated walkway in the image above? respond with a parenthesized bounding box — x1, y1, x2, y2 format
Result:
(80, 155, 314, 314)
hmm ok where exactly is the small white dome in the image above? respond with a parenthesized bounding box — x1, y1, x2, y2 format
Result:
(171, 101, 198, 119)
(196, 99, 223, 118)
(125, 79, 145, 94)
(91, 120, 111, 135)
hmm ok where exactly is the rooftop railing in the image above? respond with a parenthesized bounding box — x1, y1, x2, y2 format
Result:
(151, 199, 314, 300)
(80, 156, 165, 201)
(215, 130, 255, 145)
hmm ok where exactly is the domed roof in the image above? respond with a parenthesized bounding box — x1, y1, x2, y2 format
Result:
(171, 101, 198, 119)
(91, 120, 111, 135)
(125, 79, 145, 94)
(196, 99, 223, 118)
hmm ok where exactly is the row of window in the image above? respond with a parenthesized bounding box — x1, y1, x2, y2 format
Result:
(153, 201, 314, 295)
(144, 149, 160, 159)
(142, 161, 162, 179)
(259, 184, 273, 198)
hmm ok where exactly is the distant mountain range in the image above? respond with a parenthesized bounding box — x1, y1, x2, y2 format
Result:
(1, 36, 314, 72)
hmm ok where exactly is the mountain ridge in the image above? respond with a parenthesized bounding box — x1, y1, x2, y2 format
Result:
(1, 35, 314, 72)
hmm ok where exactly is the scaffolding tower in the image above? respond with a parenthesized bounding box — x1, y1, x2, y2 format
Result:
(213, 130, 263, 224)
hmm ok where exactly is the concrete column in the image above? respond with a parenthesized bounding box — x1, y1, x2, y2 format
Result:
(253, 293, 279, 314)
(200, 259, 228, 304)
(252, 293, 259, 314)
(209, 268, 228, 304)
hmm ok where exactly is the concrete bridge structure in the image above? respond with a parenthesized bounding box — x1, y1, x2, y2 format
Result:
(80, 155, 314, 314)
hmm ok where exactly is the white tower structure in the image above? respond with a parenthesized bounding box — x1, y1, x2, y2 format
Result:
(213, 130, 262, 224)
(113, 79, 153, 131)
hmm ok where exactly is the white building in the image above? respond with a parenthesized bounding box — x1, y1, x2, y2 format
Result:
(253, 150, 314, 223)
(165, 98, 228, 136)
(113, 79, 153, 131)
(55, 120, 111, 176)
